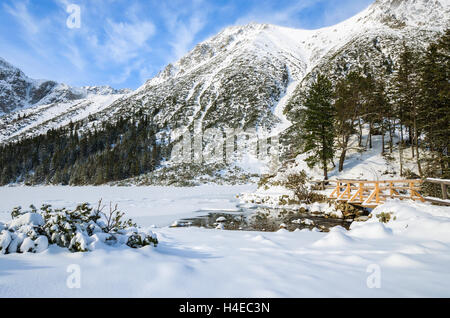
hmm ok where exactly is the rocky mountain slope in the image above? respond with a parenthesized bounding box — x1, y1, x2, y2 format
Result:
(0, 58, 130, 116)
(0, 0, 448, 182)
(0, 58, 131, 143)
(103, 0, 448, 169)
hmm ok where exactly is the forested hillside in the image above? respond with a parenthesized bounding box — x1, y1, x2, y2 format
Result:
(0, 114, 161, 185)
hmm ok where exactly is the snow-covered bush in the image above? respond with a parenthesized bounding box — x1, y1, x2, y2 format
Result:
(0, 201, 158, 254)
(284, 171, 327, 204)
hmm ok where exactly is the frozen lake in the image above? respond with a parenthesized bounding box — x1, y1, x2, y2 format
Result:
(0, 185, 256, 227)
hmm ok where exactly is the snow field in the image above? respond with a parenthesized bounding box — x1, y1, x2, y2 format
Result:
(0, 185, 255, 227)
(0, 186, 449, 297)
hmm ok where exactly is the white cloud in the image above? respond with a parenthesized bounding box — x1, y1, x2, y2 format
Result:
(2, 1, 58, 62)
(61, 43, 86, 71)
(3, 1, 43, 34)
(160, 0, 212, 63)
(322, 0, 373, 26)
(168, 15, 206, 61)
(234, 0, 322, 28)
(103, 19, 155, 62)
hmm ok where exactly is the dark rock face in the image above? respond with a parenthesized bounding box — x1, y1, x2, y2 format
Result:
(29, 81, 58, 105)
(0, 59, 68, 114)
(0, 59, 31, 114)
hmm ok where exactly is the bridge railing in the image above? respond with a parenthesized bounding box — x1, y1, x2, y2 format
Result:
(311, 178, 450, 207)
(425, 178, 450, 200)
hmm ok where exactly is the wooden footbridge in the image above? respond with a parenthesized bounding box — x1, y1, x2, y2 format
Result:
(315, 178, 450, 208)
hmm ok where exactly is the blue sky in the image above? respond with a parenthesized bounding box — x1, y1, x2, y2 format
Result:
(0, 0, 374, 89)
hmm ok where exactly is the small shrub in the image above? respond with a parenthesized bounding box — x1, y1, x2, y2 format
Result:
(403, 169, 419, 179)
(0, 200, 158, 255)
(383, 153, 395, 162)
(258, 174, 276, 188)
(376, 212, 394, 223)
(284, 171, 325, 204)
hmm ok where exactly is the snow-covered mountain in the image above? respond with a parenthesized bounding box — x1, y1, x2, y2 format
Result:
(0, 58, 131, 143)
(0, 57, 131, 117)
(0, 0, 448, 179)
(92, 0, 448, 160)
(80, 0, 449, 131)
(287, 0, 449, 111)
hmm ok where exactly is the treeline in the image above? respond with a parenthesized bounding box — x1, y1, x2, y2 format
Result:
(0, 114, 161, 185)
(294, 29, 449, 180)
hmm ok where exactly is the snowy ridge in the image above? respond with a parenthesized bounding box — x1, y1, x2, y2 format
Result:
(0, 94, 128, 144)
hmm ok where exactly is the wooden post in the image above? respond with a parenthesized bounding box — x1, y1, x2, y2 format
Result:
(359, 182, 364, 202)
(424, 178, 450, 202)
(349, 182, 364, 203)
(442, 184, 448, 200)
(375, 182, 380, 203)
(366, 183, 378, 205)
(343, 183, 351, 199)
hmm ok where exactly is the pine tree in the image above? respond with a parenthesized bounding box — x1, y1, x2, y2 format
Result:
(393, 42, 422, 176)
(419, 29, 450, 177)
(301, 74, 335, 180)
(334, 70, 367, 172)
(372, 79, 390, 155)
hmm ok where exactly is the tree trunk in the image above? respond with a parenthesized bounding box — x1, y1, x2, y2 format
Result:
(323, 153, 328, 180)
(399, 123, 404, 177)
(388, 120, 393, 154)
(358, 118, 363, 147)
(368, 121, 373, 149)
(409, 125, 414, 158)
(440, 155, 445, 176)
(339, 149, 347, 172)
(414, 117, 422, 177)
(322, 134, 328, 181)
(339, 135, 349, 172)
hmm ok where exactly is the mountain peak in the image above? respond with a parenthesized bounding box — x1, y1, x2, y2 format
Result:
(366, 0, 449, 29)
(0, 57, 15, 69)
(0, 57, 131, 115)
(372, 0, 447, 8)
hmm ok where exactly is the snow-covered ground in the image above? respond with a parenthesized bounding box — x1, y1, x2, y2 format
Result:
(0, 185, 255, 228)
(1, 185, 450, 297)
